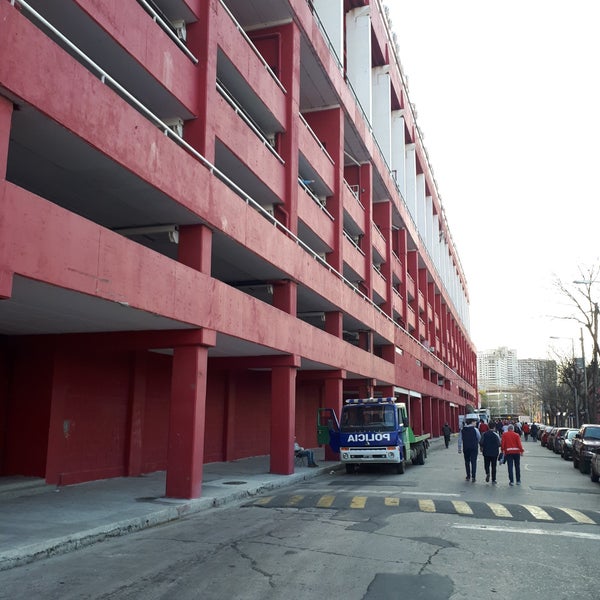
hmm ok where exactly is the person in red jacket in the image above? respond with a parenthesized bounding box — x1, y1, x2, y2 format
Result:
(501, 424, 524, 486)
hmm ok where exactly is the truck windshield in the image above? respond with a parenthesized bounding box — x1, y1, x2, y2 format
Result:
(340, 405, 396, 432)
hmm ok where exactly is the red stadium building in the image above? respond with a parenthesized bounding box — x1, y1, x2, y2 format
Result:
(0, 0, 476, 498)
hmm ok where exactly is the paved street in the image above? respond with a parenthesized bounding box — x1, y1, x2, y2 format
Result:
(0, 438, 597, 599)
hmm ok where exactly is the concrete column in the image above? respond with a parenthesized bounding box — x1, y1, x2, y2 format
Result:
(405, 144, 417, 222)
(273, 280, 297, 315)
(416, 173, 426, 240)
(372, 65, 391, 165)
(184, 0, 218, 161)
(178, 224, 212, 274)
(270, 362, 299, 474)
(391, 110, 406, 198)
(323, 371, 344, 461)
(422, 396, 432, 437)
(360, 162, 373, 299)
(166, 343, 210, 499)
(409, 396, 423, 435)
(312, 0, 344, 69)
(125, 351, 147, 476)
(346, 6, 372, 123)
(0, 95, 12, 178)
(279, 22, 301, 235)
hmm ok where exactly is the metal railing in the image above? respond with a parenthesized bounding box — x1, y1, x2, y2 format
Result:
(219, 0, 286, 93)
(136, 0, 198, 64)
(299, 113, 334, 165)
(11, 0, 468, 388)
(217, 80, 284, 164)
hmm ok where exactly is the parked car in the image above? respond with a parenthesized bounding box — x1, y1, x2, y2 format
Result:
(572, 424, 600, 474)
(560, 429, 579, 460)
(541, 426, 553, 447)
(591, 448, 600, 483)
(551, 427, 569, 453)
(545, 427, 560, 451)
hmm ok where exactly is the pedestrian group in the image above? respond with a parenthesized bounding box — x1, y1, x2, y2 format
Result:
(454, 418, 525, 485)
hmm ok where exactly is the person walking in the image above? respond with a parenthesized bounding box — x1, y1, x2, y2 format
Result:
(501, 424, 524, 486)
(480, 427, 501, 484)
(442, 422, 452, 448)
(458, 419, 481, 482)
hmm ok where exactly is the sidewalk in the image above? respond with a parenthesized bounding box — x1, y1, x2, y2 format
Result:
(0, 448, 342, 571)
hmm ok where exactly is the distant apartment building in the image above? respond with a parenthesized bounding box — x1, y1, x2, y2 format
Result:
(0, 0, 477, 499)
(477, 348, 556, 419)
(477, 347, 518, 391)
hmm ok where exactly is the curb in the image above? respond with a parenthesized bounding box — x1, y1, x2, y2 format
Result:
(0, 463, 343, 571)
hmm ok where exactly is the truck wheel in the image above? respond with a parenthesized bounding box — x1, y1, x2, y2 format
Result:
(345, 463, 355, 474)
(416, 447, 425, 465)
(396, 460, 405, 474)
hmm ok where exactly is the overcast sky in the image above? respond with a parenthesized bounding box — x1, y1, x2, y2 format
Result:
(384, 0, 600, 359)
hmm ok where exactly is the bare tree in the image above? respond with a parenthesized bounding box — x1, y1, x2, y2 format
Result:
(555, 265, 600, 422)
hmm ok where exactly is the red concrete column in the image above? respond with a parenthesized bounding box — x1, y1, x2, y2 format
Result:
(431, 398, 440, 440)
(0, 95, 12, 178)
(409, 396, 423, 435)
(422, 396, 432, 437)
(166, 343, 210, 499)
(184, 0, 218, 162)
(325, 311, 343, 338)
(279, 22, 301, 235)
(0, 96, 12, 298)
(323, 371, 344, 461)
(126, 351, 147, 476)
(270, 363, 298, 474)
(373, 200, 393, 315)
(178, 224, 212, 273)
(360, 162, 373, 298)
(273, 280, 297, 315)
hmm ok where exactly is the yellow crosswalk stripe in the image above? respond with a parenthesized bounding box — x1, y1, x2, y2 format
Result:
(285, 495, 304, 506)
(488, 503, 512, 518)
(522, 504, 553, 521)
(254, 496, 274, 505)
(558, 507, 595, 524)
(418, 499, 436, 512)
(385, 497, 400, 506)
(452, 500, 473, 515)
(316, 495, 335, 508)
(350, 496, 367, 509)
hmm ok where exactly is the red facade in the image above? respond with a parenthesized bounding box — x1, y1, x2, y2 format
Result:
(0, 0, 476, 498)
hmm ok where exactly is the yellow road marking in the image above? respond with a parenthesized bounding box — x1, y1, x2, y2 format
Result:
(452, 501, 473, 515)
(385, 497, 400, 506)
(488, 503, 512, 518)
(418, 499, 436, 512)
(254, 497, 274, 505)
(523, 504, 553, 520)
(316, 495, 335, 508)
(558, 507, 595, 524)
(285, 495, 304, 506)
(350, 496, 367, 509)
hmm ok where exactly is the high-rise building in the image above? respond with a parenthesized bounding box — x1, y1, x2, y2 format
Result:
(0, 0, 476, 498)
(477, 347, 519, 391)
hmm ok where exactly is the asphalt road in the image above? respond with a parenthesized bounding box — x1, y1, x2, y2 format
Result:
(1, 438, 598, 599)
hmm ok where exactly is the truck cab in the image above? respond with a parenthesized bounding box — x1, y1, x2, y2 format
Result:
(318, 397, 429, 474)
